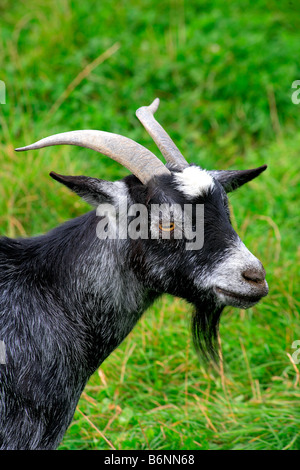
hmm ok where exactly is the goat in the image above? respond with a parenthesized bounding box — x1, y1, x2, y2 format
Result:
(0, 99, 268, 449)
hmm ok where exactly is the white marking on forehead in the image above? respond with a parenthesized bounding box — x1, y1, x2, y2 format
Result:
(174, 166, 214, 197)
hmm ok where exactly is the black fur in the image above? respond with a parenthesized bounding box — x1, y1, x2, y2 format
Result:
(0, 165, 267, 449)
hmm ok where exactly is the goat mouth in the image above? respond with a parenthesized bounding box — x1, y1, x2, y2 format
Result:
(215, 287, 263, 305)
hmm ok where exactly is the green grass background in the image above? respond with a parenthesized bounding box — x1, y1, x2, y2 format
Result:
(0, 0, 299, 450)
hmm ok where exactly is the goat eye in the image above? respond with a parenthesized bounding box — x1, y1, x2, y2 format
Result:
(159, 222, 175, 232)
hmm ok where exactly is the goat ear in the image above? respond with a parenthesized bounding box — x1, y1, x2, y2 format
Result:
(50, 172, 116, 206)
(210, 165, 267, 193)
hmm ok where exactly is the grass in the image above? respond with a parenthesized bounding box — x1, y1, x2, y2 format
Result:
(0, 0, 300, 450)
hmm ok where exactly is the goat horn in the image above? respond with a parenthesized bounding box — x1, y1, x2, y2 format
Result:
(136, 98, 189, 170)
(15, 130, 171, 185)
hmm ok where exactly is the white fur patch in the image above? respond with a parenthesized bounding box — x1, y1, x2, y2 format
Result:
(174, 166, 214, 198)
(194, 237, 268, 307)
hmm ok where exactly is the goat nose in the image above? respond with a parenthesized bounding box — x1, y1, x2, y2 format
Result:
(242, 266, 266, 283)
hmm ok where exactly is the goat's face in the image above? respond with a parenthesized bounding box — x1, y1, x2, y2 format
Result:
(126, 164, 268, 309)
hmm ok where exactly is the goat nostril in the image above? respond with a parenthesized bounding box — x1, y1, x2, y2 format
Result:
(242, 267, 266, 283)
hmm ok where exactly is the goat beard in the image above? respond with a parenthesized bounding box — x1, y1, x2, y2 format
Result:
(191, 296, 224, 363)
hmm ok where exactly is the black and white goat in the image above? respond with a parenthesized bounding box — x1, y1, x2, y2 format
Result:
(0, 99, 268, 449)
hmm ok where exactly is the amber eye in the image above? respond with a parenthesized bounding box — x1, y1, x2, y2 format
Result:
(159, 222, 175, 232)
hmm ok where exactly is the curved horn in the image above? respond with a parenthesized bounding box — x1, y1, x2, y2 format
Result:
(136, 98, 188, 170)
(15, 130, 171, 185)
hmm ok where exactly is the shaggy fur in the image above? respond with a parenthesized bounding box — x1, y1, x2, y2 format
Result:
(0, 165, 268, 449)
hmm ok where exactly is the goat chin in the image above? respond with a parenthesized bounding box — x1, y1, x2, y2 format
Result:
(215, 281, 269, 309)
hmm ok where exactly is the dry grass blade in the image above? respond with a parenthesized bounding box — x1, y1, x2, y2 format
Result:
(48, 42, 120, 118)
(76, 407, 116, 450)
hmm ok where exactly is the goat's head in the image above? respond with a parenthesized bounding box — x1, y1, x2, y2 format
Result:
(15, 99, 268, 361)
